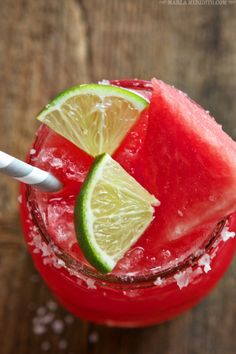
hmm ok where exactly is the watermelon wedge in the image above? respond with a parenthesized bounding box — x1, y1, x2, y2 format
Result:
(138, 78, 236, 244)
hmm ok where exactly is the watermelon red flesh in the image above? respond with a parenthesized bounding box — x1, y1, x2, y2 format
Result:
(137, 78, 236, 244)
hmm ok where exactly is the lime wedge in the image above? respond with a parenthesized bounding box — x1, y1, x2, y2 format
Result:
(37, 84, 148, 157)
(74, 153, 160, 273)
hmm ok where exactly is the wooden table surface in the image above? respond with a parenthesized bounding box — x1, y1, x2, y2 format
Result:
(1, 1, 236, 353)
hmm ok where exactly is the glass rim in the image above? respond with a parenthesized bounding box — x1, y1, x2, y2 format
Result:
(27, 184, 226, 288)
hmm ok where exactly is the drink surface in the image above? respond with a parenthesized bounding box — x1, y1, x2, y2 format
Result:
(27, 80, 234, 278)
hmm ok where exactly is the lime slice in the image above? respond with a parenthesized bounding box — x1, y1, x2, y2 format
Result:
(37, 84, 148, 157)
(74, 153, 160, 273)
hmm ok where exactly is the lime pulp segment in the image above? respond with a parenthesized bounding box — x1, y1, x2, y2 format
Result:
(74, 153, 160, 273)
(36, 84, 148, 157)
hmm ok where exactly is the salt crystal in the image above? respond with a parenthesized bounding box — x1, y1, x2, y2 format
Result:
(41, 243, 52, 257)
(174, 268, 193, 289)
(41, 341, 51, 351)
(126, 289, 140, 298)
(86, 279, 97, 289)
(33, 323, 46, 335)
(51, 157, 63, 168)
(177, 210, 183, 217)
(153, 277, 163, 286)
(221, 226, 235, 242)
(18, 195, 22, 204)
(64, 314, 74, 324)
(47, 300, 58, 311)
(43, 257, 52, 265)
(211, 246, 219, 260)
(76, 278, 83, 286)
(195, 248, 205, 257)
(57, 225, 69, 241)
(41, 149, 54, 162)
(37, 306, 47, 316)
(57, 259, 66, 268)
(198, 254, 211, 273)
(30, 149, 36, 155)
(192, 267, 203, 277)
(52, 319, 64, 334)
(88, 331, 99, 344)
(50, 245, 62, 255)
(58, 339, 68, 350)
(41, 312, 55, 325)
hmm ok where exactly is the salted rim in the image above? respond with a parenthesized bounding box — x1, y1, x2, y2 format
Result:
(26, 181, 227, 287)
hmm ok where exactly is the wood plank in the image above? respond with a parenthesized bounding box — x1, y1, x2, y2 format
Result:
(0, 1, 236, 354)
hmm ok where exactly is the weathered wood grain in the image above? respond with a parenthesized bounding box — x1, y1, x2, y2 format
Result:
(0, 1, 236, 353)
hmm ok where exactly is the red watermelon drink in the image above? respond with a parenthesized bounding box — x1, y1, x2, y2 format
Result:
(20, 79, 236, 327)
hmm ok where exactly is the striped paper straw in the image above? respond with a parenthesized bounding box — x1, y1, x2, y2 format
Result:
(0, 151, 62, 192)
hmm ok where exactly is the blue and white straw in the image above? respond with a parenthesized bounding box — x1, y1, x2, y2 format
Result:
(0, 151, 62, 192)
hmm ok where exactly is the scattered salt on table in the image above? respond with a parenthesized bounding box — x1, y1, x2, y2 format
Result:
(46, 300, 58, 311)
(41, 341, 51, 351)
(37, 306, 47, 316)
(33, 323, 46, 335)
(58, 339, 68, 350)
(52, 319, 64, 334)
(88, 331, 99, 344)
